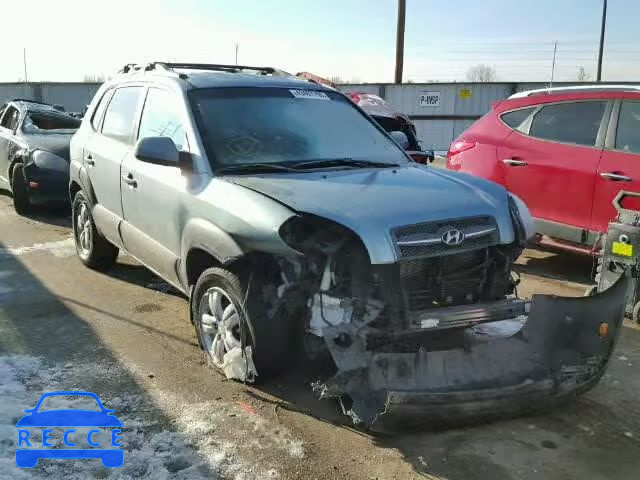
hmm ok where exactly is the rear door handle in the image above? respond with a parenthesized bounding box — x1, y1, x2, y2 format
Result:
(502, 158, 528, 167)
(600, 172, 632, 182)
(121, 173, 137, 188)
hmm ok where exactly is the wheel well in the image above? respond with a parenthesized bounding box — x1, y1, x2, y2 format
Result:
(8, 157, 25, 182)
(69, 181, 82, 202)
(186, 248, 222, 287)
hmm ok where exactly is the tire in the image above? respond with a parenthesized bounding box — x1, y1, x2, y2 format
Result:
(191, 266, 293, 380)
(72, 190, 119, 270)
(11, 163, 33, 215)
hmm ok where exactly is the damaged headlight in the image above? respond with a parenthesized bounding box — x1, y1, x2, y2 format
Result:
(508, 193, 535, 241)
(279, 214, 355, 254)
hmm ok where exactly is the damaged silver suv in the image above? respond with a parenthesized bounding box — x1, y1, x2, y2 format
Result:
(69, 63, 628, 427)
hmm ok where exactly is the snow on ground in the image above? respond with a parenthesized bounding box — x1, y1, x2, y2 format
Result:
(0, 238, 76, 258)
(0, 355, 304, 479)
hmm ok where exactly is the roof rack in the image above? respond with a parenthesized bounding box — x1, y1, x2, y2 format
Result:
(119, 62, 289, 77)
(510, 85, 640, 98)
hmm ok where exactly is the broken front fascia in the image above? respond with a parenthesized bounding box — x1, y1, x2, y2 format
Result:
(315, 273, 629, 428)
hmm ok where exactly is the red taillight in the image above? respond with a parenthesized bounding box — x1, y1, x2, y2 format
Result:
(447, 140, 476, 159)
(446, 140, 476, 169)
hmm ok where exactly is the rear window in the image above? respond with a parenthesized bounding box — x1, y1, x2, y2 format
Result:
(615, 101, 640, 154)
(500, 107, 535, 129)
(529, 101, 606, 147)
(101, 87, 143, 143)
(91, 89, 114, 131)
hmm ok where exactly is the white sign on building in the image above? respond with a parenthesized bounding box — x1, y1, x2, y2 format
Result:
(419, 91, 441, 107)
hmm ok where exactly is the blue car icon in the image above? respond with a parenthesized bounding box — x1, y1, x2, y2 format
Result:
(15, 391, 123, 468)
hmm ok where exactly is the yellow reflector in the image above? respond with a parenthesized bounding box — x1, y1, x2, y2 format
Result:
(612, 241, 633, 257)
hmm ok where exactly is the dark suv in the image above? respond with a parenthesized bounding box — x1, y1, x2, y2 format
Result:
(68, 63, 627, 427)
(0, 99, 80, 213)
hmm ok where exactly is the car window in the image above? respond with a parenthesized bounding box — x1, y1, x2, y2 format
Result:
(101, 87, 143, 143)
(500, 107, 535, 129)
(529, 101, 606, 147)
(0, 106, 20, 131)
(91, 89, 114, 131)
(615, 102, 640, 154)
(138, 88, 186, 151)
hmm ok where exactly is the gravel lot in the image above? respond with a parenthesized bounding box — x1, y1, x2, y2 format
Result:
(0, 190, 638, 480)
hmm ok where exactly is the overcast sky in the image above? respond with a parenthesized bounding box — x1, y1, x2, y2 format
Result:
(3, 0, 639, 83)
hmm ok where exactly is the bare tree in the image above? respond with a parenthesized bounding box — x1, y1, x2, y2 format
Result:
(576, 66, 591, 81)
(466, 64, 497, 82)
(329, 75, 345, 85)
(83, 74, 106, 83)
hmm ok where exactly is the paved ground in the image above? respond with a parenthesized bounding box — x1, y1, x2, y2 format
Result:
(0, 191, 639, 480)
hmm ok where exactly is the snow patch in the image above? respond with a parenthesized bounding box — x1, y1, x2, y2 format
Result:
(0, 355, 304, 479)
(0, 238, 76, 258)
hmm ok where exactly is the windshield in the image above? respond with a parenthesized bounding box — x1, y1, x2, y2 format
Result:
(190, 87, 408, 168)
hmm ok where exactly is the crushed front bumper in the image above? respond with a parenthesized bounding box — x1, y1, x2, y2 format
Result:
(315, 274, 629, 429)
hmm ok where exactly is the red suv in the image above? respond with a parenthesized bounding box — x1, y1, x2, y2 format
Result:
(447, 86, 640, 254)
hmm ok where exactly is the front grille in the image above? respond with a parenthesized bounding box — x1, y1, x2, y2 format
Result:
(392, 216, 499, 259)
(399, 249, 490, 311)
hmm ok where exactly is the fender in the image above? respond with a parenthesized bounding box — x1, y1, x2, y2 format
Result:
(179, 218, 246, 287)
(69, 163, 98, 207)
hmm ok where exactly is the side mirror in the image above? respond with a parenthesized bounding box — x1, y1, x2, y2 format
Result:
(134, 136, 193, 173)
(407, 151, 435, 164)
(389, 131, 410, 150)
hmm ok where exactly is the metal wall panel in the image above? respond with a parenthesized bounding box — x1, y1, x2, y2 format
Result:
(0, 83, 101, 112)
(413, 119, 455, 152)
(338, 84, 381, 96)
(0, 84, 34, 106)
(451, 83, 513, 116)
(385, 84, 457, 116)
(40, 83, 101, 112)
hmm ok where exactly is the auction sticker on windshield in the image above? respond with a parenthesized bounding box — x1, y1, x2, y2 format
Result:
(289, 89, 330, 100)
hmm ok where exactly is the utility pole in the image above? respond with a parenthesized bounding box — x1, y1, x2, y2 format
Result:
(23, 48, 28, 83)
(394, 0, 406, 84)
(596, 0, 608, 82)
(235, 43, 239, 65)
(550, 41, 557, 88)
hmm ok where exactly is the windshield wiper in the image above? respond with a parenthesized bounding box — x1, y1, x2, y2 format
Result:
(289, 158, 400, 170)
(216, 163, 301, 174)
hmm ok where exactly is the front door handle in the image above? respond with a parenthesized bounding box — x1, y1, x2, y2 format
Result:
(502, 158, 528, 167)
(600, 172, 632, 182)
(121, 173, 138, 188)
(86, 154, 95, 166)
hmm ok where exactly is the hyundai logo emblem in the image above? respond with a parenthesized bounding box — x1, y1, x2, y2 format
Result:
(441, 229, 465, 246)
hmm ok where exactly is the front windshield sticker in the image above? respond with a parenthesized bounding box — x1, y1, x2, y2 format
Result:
(289, 90, 330, 100)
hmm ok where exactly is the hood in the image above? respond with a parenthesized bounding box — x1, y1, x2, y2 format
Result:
(224, 164, 516, 264)
(23, 132, 74, 160)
